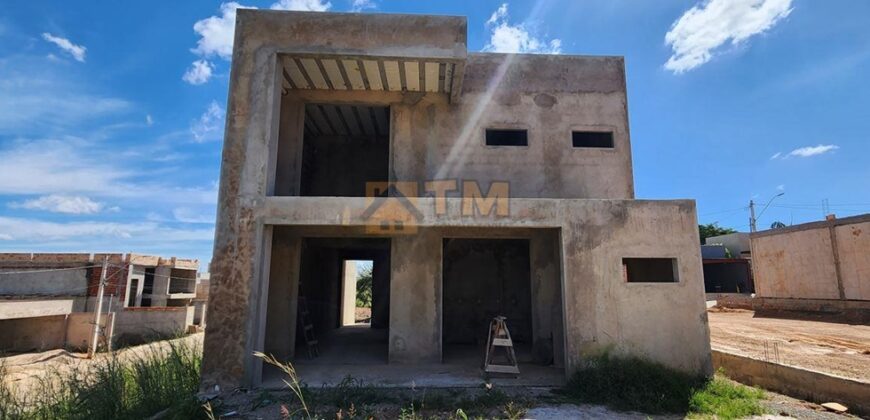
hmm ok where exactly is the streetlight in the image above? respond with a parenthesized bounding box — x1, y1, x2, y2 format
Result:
(749, 192, 784, 232)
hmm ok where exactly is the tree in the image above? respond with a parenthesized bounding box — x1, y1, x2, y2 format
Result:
(770, 221, 786, 229)
(699, 223, 737, 244)
(355, 266, 373, 308)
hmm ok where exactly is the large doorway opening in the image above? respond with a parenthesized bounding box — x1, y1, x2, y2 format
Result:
(441, 238, 533, 364)
(296, 238, 390, 365)
(300, 104, 389, 197)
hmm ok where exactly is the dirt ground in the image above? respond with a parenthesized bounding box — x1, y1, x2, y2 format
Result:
(1, 333, 203, 396)
(707, 308, 870, 382)
(355, 306, 372, 323)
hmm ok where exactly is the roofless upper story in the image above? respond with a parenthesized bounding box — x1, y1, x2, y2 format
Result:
(234, 9, 635, 200)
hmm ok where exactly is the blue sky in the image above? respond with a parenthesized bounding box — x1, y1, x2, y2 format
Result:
(1, 0, 868, 266)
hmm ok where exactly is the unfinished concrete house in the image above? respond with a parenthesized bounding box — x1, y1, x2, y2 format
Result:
(0, 253, 203, 352)
(201, 10, 711, 390)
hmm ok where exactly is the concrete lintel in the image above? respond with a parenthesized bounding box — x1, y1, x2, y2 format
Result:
(238, 10, 467, 62)
(260, 196, 695, 229)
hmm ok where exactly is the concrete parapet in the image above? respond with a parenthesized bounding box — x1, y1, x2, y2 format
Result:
(713, 350, 869, 417)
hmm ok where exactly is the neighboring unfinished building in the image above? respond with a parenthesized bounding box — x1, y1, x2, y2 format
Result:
(0, 253, 204, 352)
(201, 10, 712, 389)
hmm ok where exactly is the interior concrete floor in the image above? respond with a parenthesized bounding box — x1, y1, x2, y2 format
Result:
(264, 328, 563, 388)
(294, 324, 387, 365)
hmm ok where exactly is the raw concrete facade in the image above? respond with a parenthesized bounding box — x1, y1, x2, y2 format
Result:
(751, 214, 870, 301)
(201, 10, 711, 390)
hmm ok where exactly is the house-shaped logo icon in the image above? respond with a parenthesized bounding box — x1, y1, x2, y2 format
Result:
(362, 183, 424, 234)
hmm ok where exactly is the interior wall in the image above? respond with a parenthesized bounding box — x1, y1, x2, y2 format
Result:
(442, 238, 532, 346)
(300, 134, 389, 197)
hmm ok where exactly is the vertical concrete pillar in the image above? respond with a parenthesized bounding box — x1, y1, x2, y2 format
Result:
(152, 266, 170, 306)
(530, 230, 563, 366)
(389, 228, 441, 363)
(340, 261, 358, 326)
(135, 274, 145, 306)
(264, 230, 302, 359)
(559, 224, 597, 373)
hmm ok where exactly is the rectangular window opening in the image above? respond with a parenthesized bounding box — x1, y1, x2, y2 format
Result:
(572, 131, 614, 148)
(486, 129, 528, 146)
(623, 258, 678, 283)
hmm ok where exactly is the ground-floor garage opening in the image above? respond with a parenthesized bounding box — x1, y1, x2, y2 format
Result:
(441, 234, 563, 377)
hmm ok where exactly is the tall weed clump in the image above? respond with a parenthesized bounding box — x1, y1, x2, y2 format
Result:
(0, 338, 204, 420)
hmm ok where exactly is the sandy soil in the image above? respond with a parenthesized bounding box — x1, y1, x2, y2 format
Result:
(355, 306, 371, 323)
(708, 309, 870, 382)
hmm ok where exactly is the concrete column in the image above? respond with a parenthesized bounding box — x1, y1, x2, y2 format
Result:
(530, 230, 563, 366)
(151, 266, 170, 306)
(264, 230, 302, 359)
(340, 261, 357, 326)
(389, 228, 441, 363)
(135, 275, 145, 306)
(559, 224, 597, 373)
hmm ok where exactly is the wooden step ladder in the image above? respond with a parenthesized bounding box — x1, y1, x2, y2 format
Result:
(483, 316, 520, 375)
(297, 296, 319, 358)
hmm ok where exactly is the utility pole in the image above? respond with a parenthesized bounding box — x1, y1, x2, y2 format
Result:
(749, 199, 757, 232)
(89, 256, 108, 358)
(750, 192, 784, 233)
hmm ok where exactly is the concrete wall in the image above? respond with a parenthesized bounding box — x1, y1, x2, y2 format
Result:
(65, 312, 112, 351)
(713, 350, 870, 417)
(705, 232, 750, 257)
(0, 312, 112, 353)
(751, 214, 869, 301)
(0, 297, 86, 320)
(113, 307, 193, 345)
(275, 54, 634, 200)
(0, 315, 67, 352)
(0, 268, 88, 296)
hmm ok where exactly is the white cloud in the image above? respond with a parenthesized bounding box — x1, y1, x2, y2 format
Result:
(776, 184, 785, 191)
(0, 71, 130, 134)
(190, 101, 225, 142)
(41, 33, 87, 62)
(146, 114, 154, 126)
(182, 59, 215, 85)
(0, 137, 219, 205)
(191, 2, 249, 60)
(11, 195, 104, 214)
(0, 216, 214, 243)
(770, 144, 840, 159)
(786, 144, 839, 158)
(173, 207, 216, 224)
(271, 0, 332, 11)
(190, 0, 331, 61)
(186, 1, 332, 83)
(350, 0, 375, 12)
(664, 0, 793, 73)
(0, 138, 130, 196)
(483, 3, 561, 54)
(0, 234, 12, 241)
